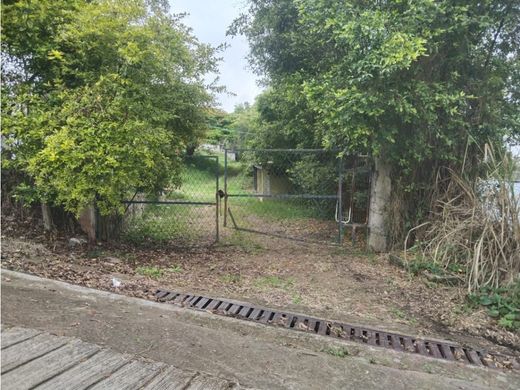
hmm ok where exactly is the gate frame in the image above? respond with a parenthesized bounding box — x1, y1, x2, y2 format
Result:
(223, 148, 343, 244)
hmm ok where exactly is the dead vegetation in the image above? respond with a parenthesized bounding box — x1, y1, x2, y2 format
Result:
(407, 148, 519, 293)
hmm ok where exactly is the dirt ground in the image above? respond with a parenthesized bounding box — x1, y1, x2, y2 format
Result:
(1, 213, 519, 358)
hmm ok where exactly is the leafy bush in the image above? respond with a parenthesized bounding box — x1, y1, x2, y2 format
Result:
(468, 283, 520, 330)
(2, 0, 218, 216)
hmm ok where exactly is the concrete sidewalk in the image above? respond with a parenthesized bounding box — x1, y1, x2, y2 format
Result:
(1, 270, 519, 389)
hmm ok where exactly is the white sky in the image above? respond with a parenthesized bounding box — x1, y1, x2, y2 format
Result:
(169, 0, 262, 112)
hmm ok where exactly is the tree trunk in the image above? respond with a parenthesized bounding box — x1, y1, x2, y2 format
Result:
(96, 212, 122, 241)
(78, 205, 97, 244)
(368, 156, 391, 252)
(41, 203, 54, 231)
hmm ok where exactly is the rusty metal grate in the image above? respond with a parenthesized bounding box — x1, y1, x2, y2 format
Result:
(154, 289, 519, 370)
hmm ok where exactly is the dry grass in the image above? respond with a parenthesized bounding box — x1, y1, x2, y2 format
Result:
(407, 149, 520, 293)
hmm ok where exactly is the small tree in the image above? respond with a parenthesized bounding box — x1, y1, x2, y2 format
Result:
(2, 0, 219, 217)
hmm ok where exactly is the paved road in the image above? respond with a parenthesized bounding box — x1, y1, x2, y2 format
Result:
(2, 270, 519, 389)
(1, 325, 239, 390)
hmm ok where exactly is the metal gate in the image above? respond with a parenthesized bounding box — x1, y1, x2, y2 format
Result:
(223, 149, 347, 244)
(121, 155, 219, 246)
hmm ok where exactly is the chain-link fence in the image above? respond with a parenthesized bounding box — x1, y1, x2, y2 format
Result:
(117, 150, 371, 247)
(223, 149, 344, 244)
(120, 155, 219, 247)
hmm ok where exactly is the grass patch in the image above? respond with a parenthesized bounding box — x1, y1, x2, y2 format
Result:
(322, 346, 349, 358)
(237, 198, 329, 221)
(136, 266, 163, 279)
(390, 307, 417, 325)
(220, 274, 241, 284)
(122, 204, 199, 245)
(224, 231, 264, 254)
(291, 293, 303, 304)
(168, 265, 183, 273)
(390, 307, 407, 320)
(255, 275, 294, 290)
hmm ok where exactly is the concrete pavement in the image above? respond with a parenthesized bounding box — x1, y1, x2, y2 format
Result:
(2, 269, 519, 389)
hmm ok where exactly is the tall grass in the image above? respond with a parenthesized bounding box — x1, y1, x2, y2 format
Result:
(407, 149, 520, 293)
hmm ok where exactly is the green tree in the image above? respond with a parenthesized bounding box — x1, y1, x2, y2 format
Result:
(205, 108, 234, 146)
(2, 0, 219, 216)
(232, 0, 520, 249)
(228, 102, 259, 149)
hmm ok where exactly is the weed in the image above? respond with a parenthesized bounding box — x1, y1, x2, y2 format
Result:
(407, 259, 444, 276)
(408, 317, 418, 326)
(322, 346, 349, 358)
(369, 358, 377, 364)
(467, 282, 520, 330)
(136, 266, 163, 279)
(221, 274, 241, 284)
(390, 307, 417, 325)
(168, 265, 183, 273)
(291, 293, 303, 304)
(255, 275, 294, 290)
(390, 307, 407, 320)
(423, 364, 434, 374)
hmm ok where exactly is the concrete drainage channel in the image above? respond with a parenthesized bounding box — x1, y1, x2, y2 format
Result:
(154, 289, 519, 370)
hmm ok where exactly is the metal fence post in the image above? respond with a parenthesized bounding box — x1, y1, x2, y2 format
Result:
(338, 154, 343, 245)
(224, 149, 228, 227)
(215, 156, 219, 242)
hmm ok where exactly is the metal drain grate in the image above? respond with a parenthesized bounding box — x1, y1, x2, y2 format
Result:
(154, 289, 519, 370)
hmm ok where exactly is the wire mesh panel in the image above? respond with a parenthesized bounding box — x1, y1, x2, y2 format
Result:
(223, 149, 343, 244)
(121, 155, 218, 247)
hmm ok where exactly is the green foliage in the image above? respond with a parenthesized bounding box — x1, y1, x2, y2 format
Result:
(204, 103, 258, 148)
(255, 275, 294, 290)
(136, 266, 163, 279)
(407, 259, 463, 276)
(122, 204, 194, 245)
(468, 283, 520, 330)
(232, 0, 520, 240)
(235, 0, 519, 155)
(244, 198, 328, 220)
(2, 0, 219, 216)
(227, 102, 259, 149)
(220, 274, 242, 284)
(168, 265, 183, 273)
(322, 346, 349, 358)
(135, 264, 182, 278)
(286, 154, 338, 197)
(291, 293, 302, 304)
(206, 108, 234, 145)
